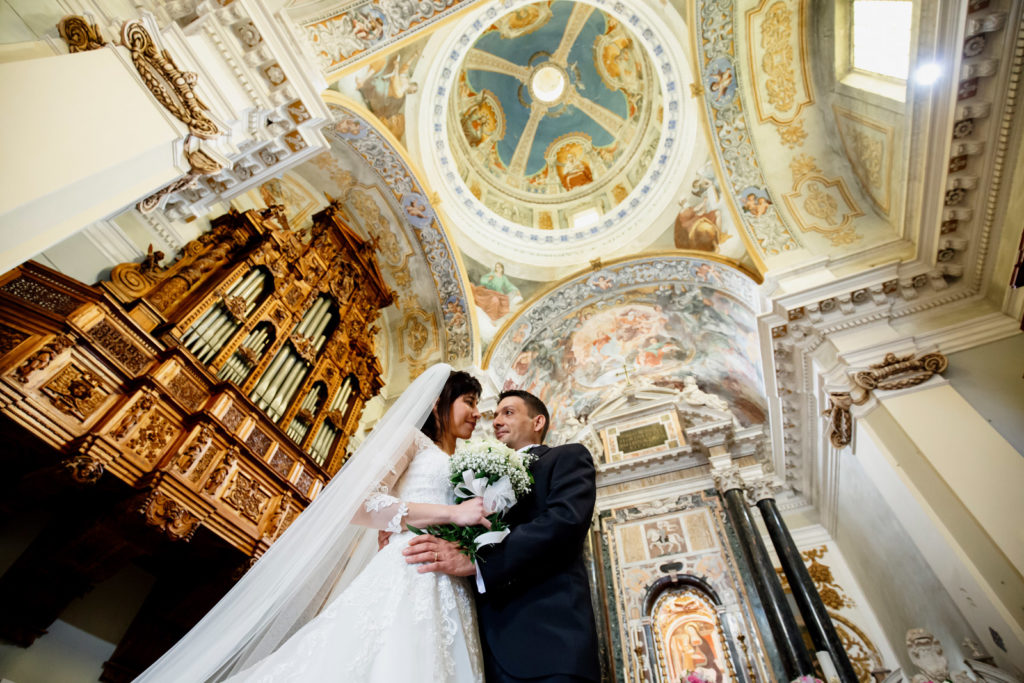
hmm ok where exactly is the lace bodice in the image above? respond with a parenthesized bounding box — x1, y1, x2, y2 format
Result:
(394, 435, 454, 506)
(358, 433, 453, 532)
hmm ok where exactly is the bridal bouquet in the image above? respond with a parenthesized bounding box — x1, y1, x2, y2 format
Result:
(409, 438, 534, 561)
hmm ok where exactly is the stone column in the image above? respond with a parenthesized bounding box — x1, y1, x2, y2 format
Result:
(713, 466, 815, 680)
(751, 478, 858, 683)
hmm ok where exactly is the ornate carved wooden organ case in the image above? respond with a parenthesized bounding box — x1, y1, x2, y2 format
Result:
(0, 204, 392, 675)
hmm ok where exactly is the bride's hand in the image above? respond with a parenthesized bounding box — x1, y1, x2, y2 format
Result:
(450, 497, 492, 528)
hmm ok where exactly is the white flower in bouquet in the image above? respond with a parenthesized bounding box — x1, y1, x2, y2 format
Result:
(449, 437, 534, 499)
(409, 437, 534, 561)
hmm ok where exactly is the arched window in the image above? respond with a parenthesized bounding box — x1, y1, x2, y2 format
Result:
(181, 267, 271, 363)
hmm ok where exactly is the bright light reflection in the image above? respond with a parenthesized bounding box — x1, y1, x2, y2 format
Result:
(571, 208, 600, 230)
(852, 0, 912, 80)
(532, 66, 566, 103)
(914, 62, 942, 86)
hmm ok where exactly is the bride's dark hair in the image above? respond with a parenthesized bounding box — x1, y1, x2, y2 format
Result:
(421, 370, 482, 442)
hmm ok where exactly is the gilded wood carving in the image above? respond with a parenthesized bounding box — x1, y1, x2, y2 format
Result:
(0, 202, 390, 560)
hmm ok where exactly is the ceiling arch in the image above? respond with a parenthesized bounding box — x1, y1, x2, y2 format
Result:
(320, 93, 479, 367)
(485, 254, 766, 444)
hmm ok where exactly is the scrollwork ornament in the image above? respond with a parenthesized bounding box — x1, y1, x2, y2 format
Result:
(830, 613, 882, 683)
(63, 453, 104, 484)
(138, 491, 200, 541)
(823, 392, 854, 448)
(121, 21, 219, 139)
(137, 173, 199, 213)
(852, 352, 949, 391)
(58, 15, 106, 52)
(185, 143, 223, 175)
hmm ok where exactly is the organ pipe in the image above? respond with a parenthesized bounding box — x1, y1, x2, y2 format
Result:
(250, 295, 335, 422)
(181, 269, 268, 362)
(217, 326, 271, 385)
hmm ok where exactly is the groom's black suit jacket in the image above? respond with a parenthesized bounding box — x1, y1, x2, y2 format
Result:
(475, 442, 600, 680)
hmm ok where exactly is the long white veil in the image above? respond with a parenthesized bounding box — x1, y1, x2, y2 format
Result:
(135, 363, 453, 682)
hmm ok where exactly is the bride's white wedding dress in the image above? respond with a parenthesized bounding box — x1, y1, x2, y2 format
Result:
(226, 434, 484, 682)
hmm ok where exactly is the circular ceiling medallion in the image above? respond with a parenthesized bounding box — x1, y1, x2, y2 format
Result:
(416, 0, 698, 268)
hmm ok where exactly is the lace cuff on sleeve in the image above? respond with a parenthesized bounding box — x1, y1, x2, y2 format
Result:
(354, 487, 409, 532)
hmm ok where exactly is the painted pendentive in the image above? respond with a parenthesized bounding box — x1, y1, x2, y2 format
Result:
(323, 100, 475, 365)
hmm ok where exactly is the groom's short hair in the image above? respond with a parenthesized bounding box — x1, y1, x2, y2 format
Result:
(497, 389, 550, 442)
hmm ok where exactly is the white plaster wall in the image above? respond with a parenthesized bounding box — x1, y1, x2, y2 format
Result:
(0, 47, 187, 272)
(946, 334, 1024, 454)
(835, 420, 1023, 676)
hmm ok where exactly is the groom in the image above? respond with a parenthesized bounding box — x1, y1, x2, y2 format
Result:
(404, 389, 600, 682)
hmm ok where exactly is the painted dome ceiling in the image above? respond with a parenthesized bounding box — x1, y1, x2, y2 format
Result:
(449, 0, 662, 230)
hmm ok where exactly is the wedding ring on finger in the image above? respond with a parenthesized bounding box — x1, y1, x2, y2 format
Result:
(434, 552, 439, 562)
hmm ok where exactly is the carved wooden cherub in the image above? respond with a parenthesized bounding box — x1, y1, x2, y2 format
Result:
(139, 244, 165, 275)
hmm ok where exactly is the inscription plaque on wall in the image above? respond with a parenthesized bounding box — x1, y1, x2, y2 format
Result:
(600, 410, 684, 463)
(616, 423, 669, 454)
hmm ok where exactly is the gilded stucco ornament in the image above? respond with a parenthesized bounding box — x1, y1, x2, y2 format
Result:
(57, 15, 107, 53)
(824, 351, 948, 448)
(121, 20, 219, 139)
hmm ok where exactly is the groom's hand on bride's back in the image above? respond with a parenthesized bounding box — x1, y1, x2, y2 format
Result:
(403, 535, 475, 577)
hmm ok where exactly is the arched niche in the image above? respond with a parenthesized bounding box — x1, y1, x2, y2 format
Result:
(643, 576, 739, 683)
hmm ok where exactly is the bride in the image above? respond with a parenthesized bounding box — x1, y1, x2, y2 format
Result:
(136, 364, 487, 682)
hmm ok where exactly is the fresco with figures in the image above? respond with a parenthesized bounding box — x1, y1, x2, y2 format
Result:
(654, 590, 730, 683)
(447, 0, 662, 232)
(497, 268, 765, 444)
(463, 253, 543, 348)
(644, 158, 751, 263)
(334, 37, 428, 144)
